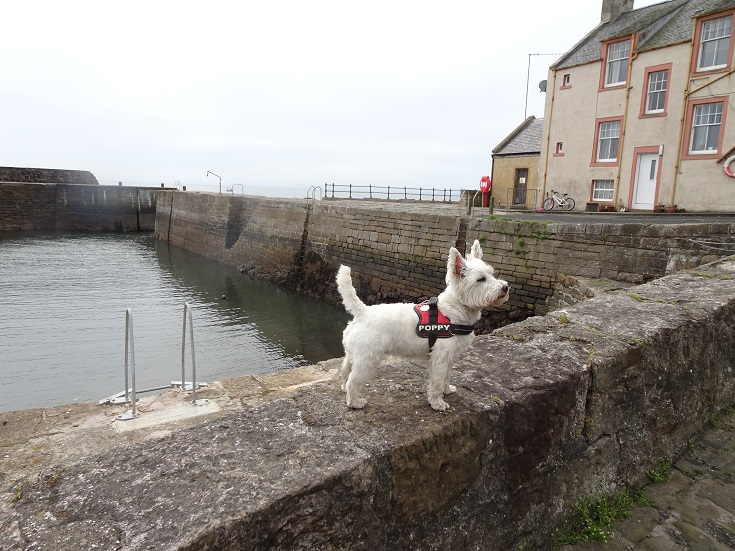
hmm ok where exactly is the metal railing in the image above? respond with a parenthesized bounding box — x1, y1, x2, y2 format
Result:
(226, 183, 244, 195)
(460, 190, 480, 215)
(307, 185, 322, 201)
(99, 304, 209, 418)
(324, 183, 460, 202)
(180, 303, 209, 406)
(114, 308, 139, 420)
(459, 190, 496, 216)
(504, 187, 540, 212)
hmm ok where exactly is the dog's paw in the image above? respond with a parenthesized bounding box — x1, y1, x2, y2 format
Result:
(443, 384, 457, 395)
(347, 397, 367, 409)
(429, 398, 450, 411)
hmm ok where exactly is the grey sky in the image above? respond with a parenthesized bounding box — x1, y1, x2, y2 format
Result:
(3, 0, 662, 196)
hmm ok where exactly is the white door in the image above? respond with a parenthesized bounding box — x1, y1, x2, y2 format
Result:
(632, 153, 658, 210)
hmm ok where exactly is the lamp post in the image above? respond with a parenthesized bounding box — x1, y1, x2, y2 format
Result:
(206, 171, 222, 195)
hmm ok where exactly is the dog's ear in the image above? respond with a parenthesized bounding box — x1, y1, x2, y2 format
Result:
(447, 247, 467, 281)
(468, 240, 483, 260)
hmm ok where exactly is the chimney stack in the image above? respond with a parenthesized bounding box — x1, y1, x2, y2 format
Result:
(601, 0, 634, 23)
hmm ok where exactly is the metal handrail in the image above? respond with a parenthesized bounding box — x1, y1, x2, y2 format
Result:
(99, 305, 210, 412)
(226, 183, 244, 195)
(307, 185, 322, 201)
(459, 189, 495, 216)
(324, 183, 459, 202)
(115, 309, 139, 420)
(181, 303, 209, 406)
(459, 190, 483, 216)
(504, 187, 540, 213)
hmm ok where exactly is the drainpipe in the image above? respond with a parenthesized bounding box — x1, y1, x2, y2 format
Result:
(541, 69, 558, 205)
(612, 34, 637, 209)
(490, 154, 496, 206)
(688, 66, 735, 95)
(670, 20, 698, 207)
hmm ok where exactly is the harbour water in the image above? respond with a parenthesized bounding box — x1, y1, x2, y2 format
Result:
(0, 232, 350, 413)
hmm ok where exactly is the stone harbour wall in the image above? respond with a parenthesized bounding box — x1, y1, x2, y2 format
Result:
(155, 192, 735, 317)
(0, 183, 159, 232)
(0, 166, 99, 186)
(4, 258, 735, 550)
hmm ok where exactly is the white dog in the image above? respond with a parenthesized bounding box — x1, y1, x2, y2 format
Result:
(336, 240, 509, 411)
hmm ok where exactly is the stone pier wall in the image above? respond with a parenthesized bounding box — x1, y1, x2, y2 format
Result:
(0, 183, 159, 232)
(155, 192, 735, 315)
(0, 166, 99, 186)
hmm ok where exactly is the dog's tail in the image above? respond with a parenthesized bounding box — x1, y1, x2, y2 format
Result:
(336, 265, 367, 318)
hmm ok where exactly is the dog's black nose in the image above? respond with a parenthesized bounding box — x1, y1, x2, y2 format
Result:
(502, 284, 509, 293)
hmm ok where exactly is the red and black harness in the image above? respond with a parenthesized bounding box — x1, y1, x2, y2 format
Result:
(414, 297, 474, 351)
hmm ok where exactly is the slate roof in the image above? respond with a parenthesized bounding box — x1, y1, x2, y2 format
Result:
(493, 116, 544, 156)
(553, 0, 735, 70)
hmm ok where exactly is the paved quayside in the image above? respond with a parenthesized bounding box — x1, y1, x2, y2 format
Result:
(558, 408, 735, 550)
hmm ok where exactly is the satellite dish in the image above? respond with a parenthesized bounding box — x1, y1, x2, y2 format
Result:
(539, 80, 547, 92)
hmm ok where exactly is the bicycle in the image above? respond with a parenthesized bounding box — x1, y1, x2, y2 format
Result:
(543, 189, 575, 211)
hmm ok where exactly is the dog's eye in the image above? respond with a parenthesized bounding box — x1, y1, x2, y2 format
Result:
(477, 276, 486, 282)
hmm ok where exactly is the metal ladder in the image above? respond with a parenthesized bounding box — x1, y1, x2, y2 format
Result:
(99, 303, 209, 420)
(177, 302, 209, 407)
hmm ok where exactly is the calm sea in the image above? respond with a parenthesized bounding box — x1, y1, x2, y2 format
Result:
(0, 232, 349, 413)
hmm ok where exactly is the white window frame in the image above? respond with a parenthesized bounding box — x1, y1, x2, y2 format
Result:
(645, 69, 668, 114)
(689, 102, 723, 153)
(597, 121, 620, 162)
(697, 15, 733, 71)
(593, 180, 614, 202)
(605, 41, 630, 87)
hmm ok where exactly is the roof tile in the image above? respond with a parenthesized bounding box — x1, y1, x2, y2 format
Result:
(553, 0, 735, 70)
(493, 117, 544, 156)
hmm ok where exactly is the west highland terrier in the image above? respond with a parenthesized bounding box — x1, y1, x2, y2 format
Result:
(336, 240, 509, 411)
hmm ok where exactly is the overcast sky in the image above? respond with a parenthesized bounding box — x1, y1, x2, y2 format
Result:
(3, 0, 663, 196)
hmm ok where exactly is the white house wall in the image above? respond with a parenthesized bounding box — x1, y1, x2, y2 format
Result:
(541, 62, 617, 206)
(621, 43, 690, 209)
(677, 71, 735, 211)
(541, 17, 735, 212)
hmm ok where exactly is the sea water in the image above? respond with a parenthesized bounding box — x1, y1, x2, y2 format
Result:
(0, 232, 349, 413)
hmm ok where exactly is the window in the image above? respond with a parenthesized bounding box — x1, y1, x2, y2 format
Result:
(690, 102, 723, 153)
(591, 117, 623, 165)
(682, 97, 728, 160)
(593, 180, 614, 201)
(562, 74, 571, 88)
(649, 158, 658, 180)
(640, 64, 672, 118)
(605, 40, 630, 86)
(645, 69, 668, 113)
(597, 120, 620, 161)
(698, 15, 733, 71)
(555, 142, 564, 155)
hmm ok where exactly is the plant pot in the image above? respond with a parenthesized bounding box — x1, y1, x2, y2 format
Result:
(665, 205, 677, 213)
(654, 205, 665, 213)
